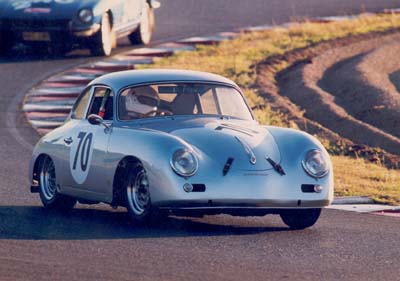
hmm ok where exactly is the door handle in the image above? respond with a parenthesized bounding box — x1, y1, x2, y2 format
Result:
(64, 137, 73, 145)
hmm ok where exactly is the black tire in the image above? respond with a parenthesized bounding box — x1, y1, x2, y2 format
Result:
(38, 156, 77, 210)
(90, 13, 113, 56)
(128, 3, 154, 45)
(280, 208, 321, 230)
(124, 162, 155, 224)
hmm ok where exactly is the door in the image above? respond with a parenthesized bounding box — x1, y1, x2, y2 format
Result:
(123, 0, 142, 23)
(109, 0, 141, 30)
(60, 86, 115, 201)
(108, 0, 125, 28)
(79, 86, 114, 197)
(58, 86, 92, 191)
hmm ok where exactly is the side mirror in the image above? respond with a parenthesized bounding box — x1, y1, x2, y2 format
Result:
(88, 114, 103, 126)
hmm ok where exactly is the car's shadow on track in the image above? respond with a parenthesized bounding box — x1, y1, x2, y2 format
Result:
(0, 206, 289, 240)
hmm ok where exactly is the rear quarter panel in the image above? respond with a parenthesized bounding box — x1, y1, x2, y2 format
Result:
(29, 122, 74, 189)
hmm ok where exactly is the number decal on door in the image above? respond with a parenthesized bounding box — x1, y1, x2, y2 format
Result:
(72, 132, 93, 172)
(70, 131, 94, 184)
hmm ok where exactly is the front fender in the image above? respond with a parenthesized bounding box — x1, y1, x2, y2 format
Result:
(266, 126, 334, 201)
(106, 127, 197, 199)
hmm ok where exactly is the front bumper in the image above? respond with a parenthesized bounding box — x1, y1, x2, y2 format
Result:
(158, 199, 330, 209)
(71, 23, 100, 37)
(166, 203, 329, 217)
(147, 163, 334, 211)
(1, 19, 100, 43)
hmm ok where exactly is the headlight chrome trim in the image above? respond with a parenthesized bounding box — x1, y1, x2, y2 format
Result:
(78, 9, 94, 24)
(301, 149, 329, 179)
(170, 148, 199, 177)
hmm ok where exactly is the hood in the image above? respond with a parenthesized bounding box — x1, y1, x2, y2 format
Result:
(137, 117, 281, 171)
(0, 0, 96, 19)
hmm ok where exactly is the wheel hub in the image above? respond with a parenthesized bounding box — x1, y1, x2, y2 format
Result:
(40, 158, 57, 201)
(128, 169, 150, 215)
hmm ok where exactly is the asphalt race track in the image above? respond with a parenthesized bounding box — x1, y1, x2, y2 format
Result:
(0, 1, 400, 280)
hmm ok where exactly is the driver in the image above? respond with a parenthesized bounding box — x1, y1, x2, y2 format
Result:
(125, 86, 160, 118)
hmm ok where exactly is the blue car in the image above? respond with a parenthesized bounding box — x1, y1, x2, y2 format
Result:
(0, 0, 160, 56)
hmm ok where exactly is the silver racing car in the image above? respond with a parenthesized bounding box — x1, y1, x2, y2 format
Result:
(29, 69, 334, 229)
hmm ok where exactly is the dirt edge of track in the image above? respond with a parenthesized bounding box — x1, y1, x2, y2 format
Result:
(256, 28, 400, 168)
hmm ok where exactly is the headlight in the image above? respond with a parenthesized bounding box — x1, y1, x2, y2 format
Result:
(78, 9, 93, 24)
(170, 149, 198, 177)
(301, 149, 329, 178)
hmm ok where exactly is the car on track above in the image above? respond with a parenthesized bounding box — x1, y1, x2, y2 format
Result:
(0, 0, 160, 56)
(29, 69, 334, 229)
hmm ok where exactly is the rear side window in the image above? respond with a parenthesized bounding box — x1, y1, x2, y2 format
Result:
(87, 87, 114, 120)
(71, 87, 91, 120)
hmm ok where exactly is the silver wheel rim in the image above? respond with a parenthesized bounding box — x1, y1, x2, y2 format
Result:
(140, 6, 151, 44)
(40, 157, 57, 201)
(127, 169, 150, 215)
(101, 15, 112, 55)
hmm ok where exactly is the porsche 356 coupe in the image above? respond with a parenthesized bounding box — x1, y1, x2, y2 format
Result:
(0, 0, 160, 56)
(29, 69, 334, 229)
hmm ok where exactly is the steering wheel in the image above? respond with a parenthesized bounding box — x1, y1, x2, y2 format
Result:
(144, 109, 173, 117)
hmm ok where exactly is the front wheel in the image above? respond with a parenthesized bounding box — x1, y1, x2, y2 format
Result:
(124, 162, 155, 223)
(128, 3, 154, 45)
(280, 208, 321, 230)
(38, 156, 77, 210)
(90, 13, 114, 56)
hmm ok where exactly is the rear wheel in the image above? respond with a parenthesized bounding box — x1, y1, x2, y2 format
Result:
(38, 156, 77, 210)
(90, 13, 114, 56)
(280, 208, 321, 230)
(124, 162, 154, 223)
(128, 3, 154, 45)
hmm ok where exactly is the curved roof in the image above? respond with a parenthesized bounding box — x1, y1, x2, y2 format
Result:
(89, 69, 238, 91)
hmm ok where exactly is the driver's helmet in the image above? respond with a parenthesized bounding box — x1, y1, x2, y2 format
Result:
(125, 86, 160, 118)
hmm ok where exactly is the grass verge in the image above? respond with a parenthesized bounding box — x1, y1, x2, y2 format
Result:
(332, 156, 400, 205)
(141, 13, 400, 204)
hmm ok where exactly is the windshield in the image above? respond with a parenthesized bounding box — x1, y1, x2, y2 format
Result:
(118, 83, 253, 121)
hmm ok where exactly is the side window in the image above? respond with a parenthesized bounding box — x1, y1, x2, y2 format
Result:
(71, 87, 92, 120)
(87, 87, 114, 120)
